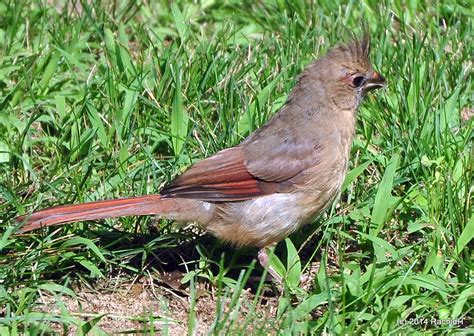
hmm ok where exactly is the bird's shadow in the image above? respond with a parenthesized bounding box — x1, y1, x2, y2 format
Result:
(87, 222, 326, 295)
(91, 226, 262, 290)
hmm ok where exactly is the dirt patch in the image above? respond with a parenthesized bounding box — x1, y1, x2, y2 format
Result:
(33, 273, 280, 334)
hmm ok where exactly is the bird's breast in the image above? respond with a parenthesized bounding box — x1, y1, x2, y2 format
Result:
(206, 193, 309, 247)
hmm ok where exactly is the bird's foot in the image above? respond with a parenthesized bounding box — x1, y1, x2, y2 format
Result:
(258, 247, 283, 284)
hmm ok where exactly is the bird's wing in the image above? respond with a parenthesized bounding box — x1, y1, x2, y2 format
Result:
(242, 131, 323, 182)
(160, 147, 280, 201)
(161, 133, 323, 202)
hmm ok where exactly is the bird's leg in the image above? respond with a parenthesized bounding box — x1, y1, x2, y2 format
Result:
(258, 246, 282, 284)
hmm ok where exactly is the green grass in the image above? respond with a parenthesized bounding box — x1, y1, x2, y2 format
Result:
(1, 0, 472, 334)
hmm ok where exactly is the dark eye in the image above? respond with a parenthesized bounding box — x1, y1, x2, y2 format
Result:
(351, 75, 365, 88)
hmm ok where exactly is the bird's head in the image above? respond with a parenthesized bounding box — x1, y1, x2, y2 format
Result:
(300, 34, 385, 111)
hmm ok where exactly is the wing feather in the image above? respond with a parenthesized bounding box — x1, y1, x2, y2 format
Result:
(160, 147, 276, 201)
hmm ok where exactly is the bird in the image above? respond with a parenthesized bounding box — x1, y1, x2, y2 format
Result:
(15, 34, 385, 283)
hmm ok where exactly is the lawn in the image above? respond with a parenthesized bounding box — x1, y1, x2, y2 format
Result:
(0, 0, 472, 334)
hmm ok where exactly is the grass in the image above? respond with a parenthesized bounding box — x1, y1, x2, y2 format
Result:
(1, 0, 472, 334)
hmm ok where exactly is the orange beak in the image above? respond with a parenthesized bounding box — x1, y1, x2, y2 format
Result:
(363, 71, 385, 93)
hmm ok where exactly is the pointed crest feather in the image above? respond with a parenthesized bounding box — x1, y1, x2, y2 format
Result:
(332, 30, 371, 67)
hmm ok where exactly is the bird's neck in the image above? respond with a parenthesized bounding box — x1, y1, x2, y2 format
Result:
(337, 109, 357, 155)
(317, 101, 358, 157)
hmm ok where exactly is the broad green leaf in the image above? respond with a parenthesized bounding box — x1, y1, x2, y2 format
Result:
(285, 238, 301, 289)
(357, 231, 398, 261)
(0, 226, 14, 250)
(117, 24, 133, 74)
(54, 95, 66, 120)
(79, 314, 108, 336)
(77, 257, 105, 278)
(407, 80, 416, 115)
(390, 295, 415, 309)
(55, 45, 88, 73)
(342, 160, 373, 192)
(441, 86, 461, 131)
(344, 265, 361, 297)
(383, 274, 449, 294)
(171, 4, 188, 41)
(452, 285, 473, 319)
(407, 221, 433, 233)
(292, 293, 329, 321)
(37, 284, 76, 297)
(267, 247, 286, 280)
(371, 153, 399, 234)
(0, 141, 10, 163)
(181, 270, 196, 284)
(118, 145, 129, 177)
(117, 89, 138, 140)
(423, 246, 441, 274)
(62, 237, 107, 262)
(104, 28, 116, 63)
(39, 51, 61, 93)
(277, 296, 291, 320)
(86, 103, 108, 147)
(456, 215, 474, 255)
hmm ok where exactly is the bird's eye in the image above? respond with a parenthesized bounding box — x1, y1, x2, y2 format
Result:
(351, 75, 365, 88)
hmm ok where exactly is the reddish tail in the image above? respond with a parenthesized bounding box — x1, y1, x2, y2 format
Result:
(15, 195, 178, 233)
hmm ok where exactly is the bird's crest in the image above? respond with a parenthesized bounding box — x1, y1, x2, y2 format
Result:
(331, 31, 371, 68)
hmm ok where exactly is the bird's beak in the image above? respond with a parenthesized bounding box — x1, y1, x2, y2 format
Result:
(363, 71, 385, 93)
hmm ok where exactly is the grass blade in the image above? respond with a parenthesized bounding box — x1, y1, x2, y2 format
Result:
(371, 153, 399, 234)
(170, 65, 188, 156)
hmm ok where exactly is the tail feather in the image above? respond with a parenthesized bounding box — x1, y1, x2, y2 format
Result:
(15, 195, 183, 233)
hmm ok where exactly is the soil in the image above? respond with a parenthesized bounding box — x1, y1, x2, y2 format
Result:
(34, 272, 282, 334)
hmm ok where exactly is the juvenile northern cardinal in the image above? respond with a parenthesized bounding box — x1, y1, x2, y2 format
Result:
(15, 34, 385, 282)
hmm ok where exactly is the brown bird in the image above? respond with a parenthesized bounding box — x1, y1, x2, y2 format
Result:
(15, 34, 385, 282)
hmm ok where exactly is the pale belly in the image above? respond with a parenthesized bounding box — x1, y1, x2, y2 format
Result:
(206, 183, 341, 248)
